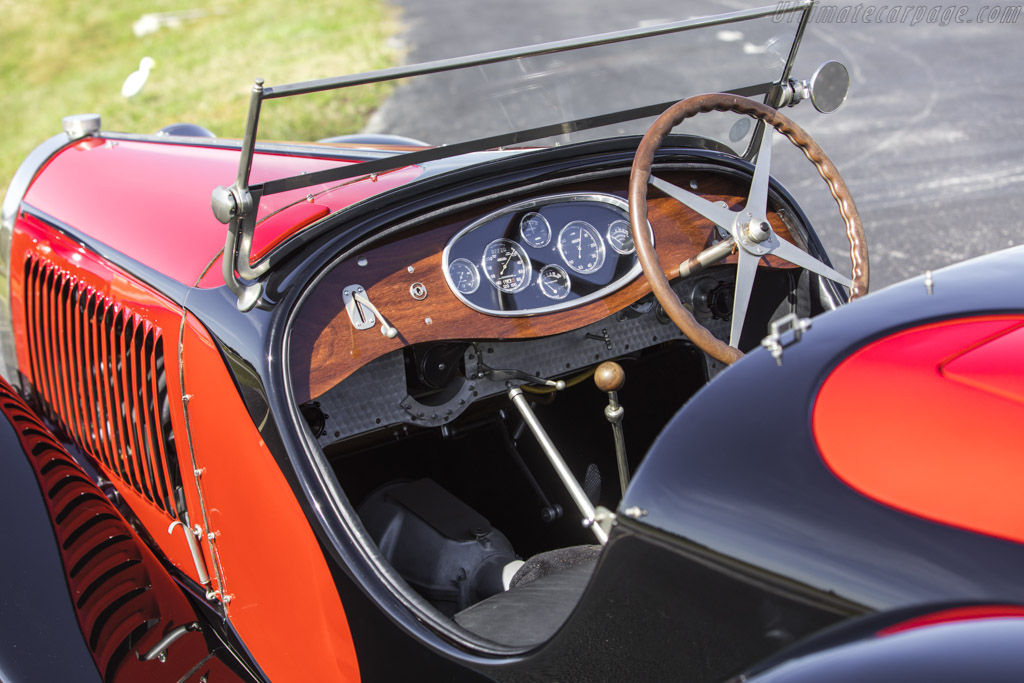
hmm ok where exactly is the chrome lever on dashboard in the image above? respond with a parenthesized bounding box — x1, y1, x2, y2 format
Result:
(342, 285, 398, 338)
(595, 362, 630, 498)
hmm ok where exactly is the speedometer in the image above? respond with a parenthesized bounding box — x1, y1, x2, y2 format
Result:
(482, 238, 531, 293)
(558, 220, 605, 274)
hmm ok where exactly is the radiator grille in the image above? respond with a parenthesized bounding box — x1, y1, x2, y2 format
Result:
(24, 255, 184, 519)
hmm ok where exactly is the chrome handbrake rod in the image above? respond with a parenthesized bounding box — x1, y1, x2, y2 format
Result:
(507, 385, 608, 544)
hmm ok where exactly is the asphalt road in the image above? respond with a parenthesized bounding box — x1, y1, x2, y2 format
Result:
(374, 0, 1024, 290)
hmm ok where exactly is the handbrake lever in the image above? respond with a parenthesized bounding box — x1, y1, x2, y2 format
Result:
(507, 385, 607, 545)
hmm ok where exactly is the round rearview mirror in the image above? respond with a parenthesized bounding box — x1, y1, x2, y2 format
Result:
(809, 61, 850, 113)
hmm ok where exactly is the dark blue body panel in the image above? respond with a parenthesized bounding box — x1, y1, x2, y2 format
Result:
(748, 615, 1024, 682)
(0, 405, 100, 682)
(625, 246, 1024, 612)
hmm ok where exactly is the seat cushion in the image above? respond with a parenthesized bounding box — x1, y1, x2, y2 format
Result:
(510, 545, 602, 589)
(454, 558, 597, 648)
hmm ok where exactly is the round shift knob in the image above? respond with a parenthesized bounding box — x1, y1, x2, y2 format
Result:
(595, 361, 625, 393)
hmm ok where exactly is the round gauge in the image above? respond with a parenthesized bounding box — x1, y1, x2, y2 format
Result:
(538, 264, 571, 300)
(606, 219, 635, 255)
(482, 238, 531, 293)
(519, 212, 552, 248)
(558, 220, 606, 275)
(448, 257, 480, 295)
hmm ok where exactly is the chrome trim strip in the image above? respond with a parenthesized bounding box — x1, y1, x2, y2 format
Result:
(441, 192, 652, 317)
(100, 131, 413, 162)
(0, 132, 75, 387)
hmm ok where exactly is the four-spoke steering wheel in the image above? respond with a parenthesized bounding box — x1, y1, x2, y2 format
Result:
(628, 93, 869, 365)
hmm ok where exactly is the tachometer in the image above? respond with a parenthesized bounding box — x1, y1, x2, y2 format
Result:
(448, 257, 480, 294)
(482, 238, 531, 293)
(558, 220, 605, 274)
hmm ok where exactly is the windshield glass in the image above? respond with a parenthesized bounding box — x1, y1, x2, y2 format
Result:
(249, 3, 810, 203)
(359, 17, 797, 151)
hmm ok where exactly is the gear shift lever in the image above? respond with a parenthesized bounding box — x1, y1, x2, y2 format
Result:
(595, 362, 629, 497)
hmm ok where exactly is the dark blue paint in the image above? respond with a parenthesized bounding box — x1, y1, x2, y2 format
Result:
(626, 246, 1024, 611)
(749, 616, 1024, 682)
(0, 413, 100, 682)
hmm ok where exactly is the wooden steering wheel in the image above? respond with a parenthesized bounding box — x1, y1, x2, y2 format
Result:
(628, 93, 869, 364)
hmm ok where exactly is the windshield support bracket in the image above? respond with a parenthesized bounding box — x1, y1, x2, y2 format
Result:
(212, 79, 270, 311)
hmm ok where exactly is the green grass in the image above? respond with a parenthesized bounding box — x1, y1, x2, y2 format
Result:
(0, 0, 400, 192)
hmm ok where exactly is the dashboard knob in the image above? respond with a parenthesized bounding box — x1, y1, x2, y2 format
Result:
(595, 361, 625, 393)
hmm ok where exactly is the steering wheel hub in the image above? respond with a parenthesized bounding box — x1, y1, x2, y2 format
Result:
(744, 218, 772, 244)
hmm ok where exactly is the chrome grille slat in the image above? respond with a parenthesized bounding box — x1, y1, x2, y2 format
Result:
(40, 265, 60, 423)
(82, 291, 104, 462)
(68, 283, 89, 447)
(54, 273, 74, 432)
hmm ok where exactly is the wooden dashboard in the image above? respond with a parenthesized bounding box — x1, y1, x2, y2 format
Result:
(289, 170, 798, 403)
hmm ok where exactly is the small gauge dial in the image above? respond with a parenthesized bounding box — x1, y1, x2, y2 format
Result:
(606, 219, 635, 255)
(558, 220, 606, 274)
(519, 212, 552, 248)
(538, 264, 571, 300)
(448, 257, 480, 294)
(482, 238, 531, 293)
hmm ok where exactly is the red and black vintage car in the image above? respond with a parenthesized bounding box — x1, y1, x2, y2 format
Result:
(2, 3, 1022, 681)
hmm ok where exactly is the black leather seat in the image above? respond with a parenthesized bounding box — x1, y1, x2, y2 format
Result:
(454, 546, 600, 647)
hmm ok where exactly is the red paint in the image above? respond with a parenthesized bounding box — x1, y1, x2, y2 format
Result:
(814, 316, 1024, 545)
(941, 324, 1024, 403)
(9, 213, 206, 583)
(181, 313, 360, 682)
(251, 202, 330, 260)
(245, 164, 423, 265)
(877, 605, 1024, 637)
(22, 138, 421, 287)
(11, 211, 361, 680)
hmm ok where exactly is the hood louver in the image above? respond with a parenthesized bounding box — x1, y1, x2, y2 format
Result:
(23, 254, 185, 520)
